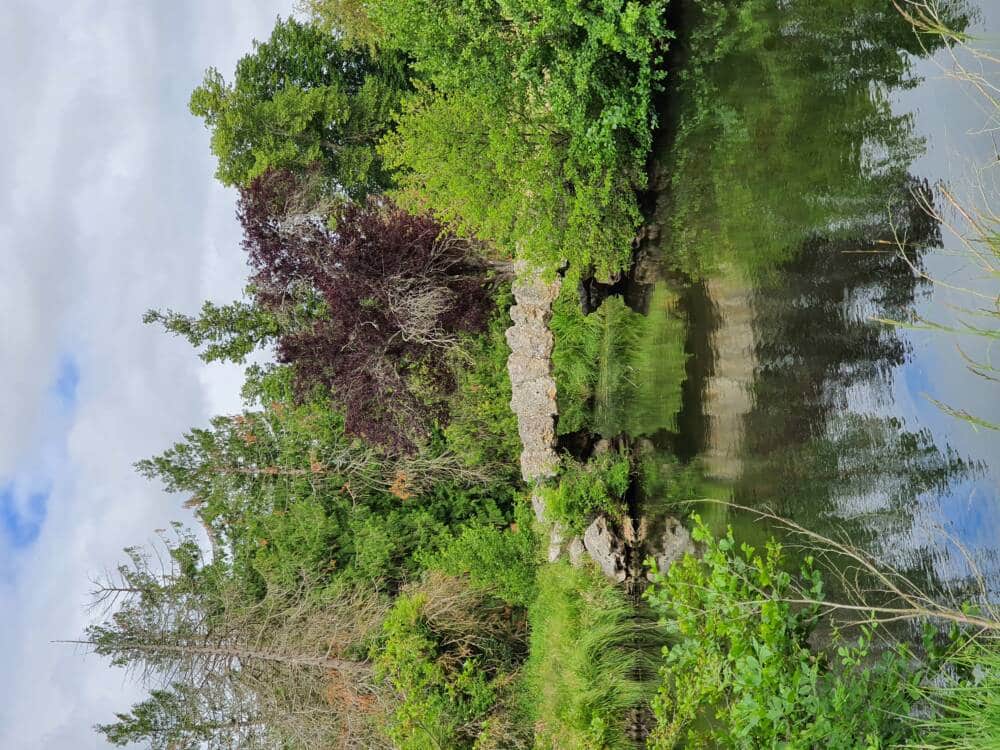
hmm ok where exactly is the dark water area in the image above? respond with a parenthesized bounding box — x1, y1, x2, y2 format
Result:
(635, 0, 1000, 608)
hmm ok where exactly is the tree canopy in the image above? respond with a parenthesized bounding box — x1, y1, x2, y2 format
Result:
(239, 171, 498, 452)
(189, 16, 408, 196)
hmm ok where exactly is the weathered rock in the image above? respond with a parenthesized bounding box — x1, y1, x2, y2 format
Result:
(583, 515, 628, 582)
(530, 490, 548, 524)
(506, 262, 562, 484)
(647, 515, 695, 578)
(568, 536, 586, 566)
(548, 524, 565, 563)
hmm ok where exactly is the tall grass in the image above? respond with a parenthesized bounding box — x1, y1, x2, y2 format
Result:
(551, 282, 687, 439)
(907, 641, 1000, 749)
(521, 561, 658, 750)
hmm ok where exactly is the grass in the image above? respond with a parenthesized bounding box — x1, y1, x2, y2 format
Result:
(539, 449, 631, 533)
(907, 640, 1000, 749)
(551, 281, 687, 439)
(521, 561, 657, 750)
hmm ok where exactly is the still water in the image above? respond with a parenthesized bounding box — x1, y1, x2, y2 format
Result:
(636, 0, 1000, 604)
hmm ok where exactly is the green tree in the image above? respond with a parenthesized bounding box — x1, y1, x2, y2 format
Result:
(79, 538, 386, 749)
(300, 0, 383, 48)
(143, 300, 282, 365)
(373, 0, 670, 276)
(189, 16, 407, 195)
(96, 683, 266, 749)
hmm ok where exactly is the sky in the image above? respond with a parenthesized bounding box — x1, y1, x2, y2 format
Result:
(0, 1, 291, 746)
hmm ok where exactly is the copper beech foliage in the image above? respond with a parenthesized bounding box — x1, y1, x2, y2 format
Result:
(238, 169, 495, 453)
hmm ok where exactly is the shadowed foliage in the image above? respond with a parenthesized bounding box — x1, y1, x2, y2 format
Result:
(239, 170, 498, 452)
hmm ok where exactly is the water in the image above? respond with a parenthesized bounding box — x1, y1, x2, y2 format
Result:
(633, 0, 1000, 606)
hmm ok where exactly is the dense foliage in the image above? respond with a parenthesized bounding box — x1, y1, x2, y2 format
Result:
(238, 171, 498, 452)
(373, 0, 671, 276)
(84, 4, 1000, 750)
(374, 574, 530, 749)
(190, 17, 408, 196)
(645, 517, 919, 749)
(540, 448, 631, 532)
(136, 369, 513, 595)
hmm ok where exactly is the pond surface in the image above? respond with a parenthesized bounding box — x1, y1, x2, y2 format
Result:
(637, 0, 1000, 605)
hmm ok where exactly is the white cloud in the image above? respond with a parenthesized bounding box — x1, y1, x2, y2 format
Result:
(0, 2, 293, 746)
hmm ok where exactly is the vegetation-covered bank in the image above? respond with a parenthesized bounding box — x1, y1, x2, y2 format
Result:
(80, 1, 680, 747)
(76, 0, 1000, 748)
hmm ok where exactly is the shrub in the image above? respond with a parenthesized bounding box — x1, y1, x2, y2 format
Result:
(541, 449, 631, 533)
(375, 574, 529, 749)
(443, 289, 522, 478)
(645, 516, 918, 749)
(373, 0, 671, 276)
(423, 501, 539, 607)
(239, 175, 498, 452)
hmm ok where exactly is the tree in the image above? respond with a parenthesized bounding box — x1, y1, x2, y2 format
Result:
(300, 0, 383, 49)
(96, 683, 266, 750)
(239, 171, 498, 452)
(77, 537, 388, 749)
(143, 300, 282, 365)
(189, 16, 408, 196)
(135, 374, 505, 593)
(371, 0, 670, 276)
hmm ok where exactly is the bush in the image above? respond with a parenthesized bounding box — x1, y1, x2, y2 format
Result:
(375, 574, 529, 749)
(645, 516, 918, 749)
(423, 501, 539, 607)
(541, 449, 631, 533)
(444, 289, 522, 478)
(373, 0, 670, 276)
(238, 178, 497, 452)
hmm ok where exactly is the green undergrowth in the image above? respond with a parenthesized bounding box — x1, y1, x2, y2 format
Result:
(444, 287, 522, 479)
(422, 500, 540, 608)
(375, 573, 531, 749)
(523, 561, 656, 750)
(540, 449, 631, 533)
(551, 281, 688, 439)
(645, 516, 920, 749)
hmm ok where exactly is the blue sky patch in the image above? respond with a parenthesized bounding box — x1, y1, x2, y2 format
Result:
(52, 355, 79, 411)
(0, 482, 50, 548)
